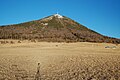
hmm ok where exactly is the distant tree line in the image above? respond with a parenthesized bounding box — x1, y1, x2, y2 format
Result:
(0, 25, 120, 44)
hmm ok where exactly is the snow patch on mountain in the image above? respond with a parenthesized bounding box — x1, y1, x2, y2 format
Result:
(41, 23, 48, 26)
(54, 14, 63, 18)
(41, 16, 53, 21)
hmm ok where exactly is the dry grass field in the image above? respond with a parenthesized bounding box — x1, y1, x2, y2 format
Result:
(0, 40, 120, 80)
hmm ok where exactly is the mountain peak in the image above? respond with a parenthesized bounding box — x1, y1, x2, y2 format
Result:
(41, 13, 64, 21)
(53, 13, 63, 18)
(0, 14, 120, 44)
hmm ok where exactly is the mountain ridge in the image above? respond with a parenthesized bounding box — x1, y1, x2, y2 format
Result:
(0, 14, 120, 44)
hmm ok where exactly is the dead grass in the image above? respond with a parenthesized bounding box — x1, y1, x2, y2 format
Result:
(0, 40, 120, 80)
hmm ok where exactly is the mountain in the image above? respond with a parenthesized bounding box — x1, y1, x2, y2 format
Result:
(0, 14, 120, 44)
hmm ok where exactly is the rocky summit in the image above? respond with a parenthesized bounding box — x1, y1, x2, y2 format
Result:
(0, 14, 120, 44)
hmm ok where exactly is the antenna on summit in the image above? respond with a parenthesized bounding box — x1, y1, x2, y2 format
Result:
(54, 12, 63, 18)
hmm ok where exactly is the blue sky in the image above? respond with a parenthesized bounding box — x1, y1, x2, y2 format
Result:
(0, 0, 120, 38)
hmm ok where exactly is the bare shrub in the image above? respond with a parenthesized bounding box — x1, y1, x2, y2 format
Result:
(5, 41, 9, 43)
(0, 41, 6, 44)
(35, 63, 41, 80)
(10, 41, 15, 44)
(18, 41, 21, 43)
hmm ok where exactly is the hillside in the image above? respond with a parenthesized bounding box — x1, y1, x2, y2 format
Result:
(0, 14, 120, 44)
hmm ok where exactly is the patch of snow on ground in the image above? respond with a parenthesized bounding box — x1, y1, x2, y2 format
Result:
(54, 14, 63, 18)
(41, 23, 48, 26)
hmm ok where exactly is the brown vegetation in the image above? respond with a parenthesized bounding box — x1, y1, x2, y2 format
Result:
(0, 15, 120, 44)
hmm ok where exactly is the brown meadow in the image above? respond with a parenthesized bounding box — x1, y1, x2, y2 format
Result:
(0, 40, 120, 80)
